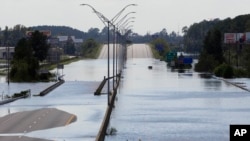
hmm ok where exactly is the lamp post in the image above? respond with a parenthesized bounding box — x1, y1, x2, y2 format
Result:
(81, 4, 112, 106)
(111, 4, 137, 23)
(81, 3, 137, 106)
(116, 12, 136, 26)
(111, 5, 136, 91)
(121, 20, 135, 29)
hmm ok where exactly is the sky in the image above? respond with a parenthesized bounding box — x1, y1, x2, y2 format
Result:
(1, 0, 250, 35)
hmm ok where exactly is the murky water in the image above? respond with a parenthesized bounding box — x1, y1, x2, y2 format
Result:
(107, 58, 250, 141)
(1, 57, 250, 141)
(0, 59, 109, 141)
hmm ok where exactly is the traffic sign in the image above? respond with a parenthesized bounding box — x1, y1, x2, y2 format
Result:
(166, 52, 177, 62)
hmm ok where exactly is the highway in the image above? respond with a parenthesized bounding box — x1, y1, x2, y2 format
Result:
(0, 44, 249, 141)
(106, 44, 250, 141)
(127, 44, 153, 58)
(0, 44, 151, 141)
(0, 108, 76, 141)
(98, 44, 152, 59)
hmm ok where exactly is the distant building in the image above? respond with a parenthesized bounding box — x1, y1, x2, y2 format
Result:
(55, 36, 83, 47)
(48, 36, 83, 55)
(47, 47, 63, 63)
(0, 47, 15, 59)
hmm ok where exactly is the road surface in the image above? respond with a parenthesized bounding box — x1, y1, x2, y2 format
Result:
(0, 108, 76, 141)
(127, 44, 153, 58)
(98, 44, 152, 59)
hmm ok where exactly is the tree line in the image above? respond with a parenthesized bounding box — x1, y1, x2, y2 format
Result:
(192, 14, 250, 78)
(0, 25, 182, 46)
(182, 14, 250, 53)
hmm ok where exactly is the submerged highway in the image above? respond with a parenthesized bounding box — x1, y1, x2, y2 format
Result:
(0, 108, 75, 141)
(0, 44, 250, 141)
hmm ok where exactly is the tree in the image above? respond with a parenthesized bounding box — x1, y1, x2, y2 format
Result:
(195, 28, 224, 72)
(87, 28, 100, 38)
(182, 26, 188, 35)
(30, 30, 49, 61)
(10, 31, 50, 82)
(81, 38, 100, 58)
(150, 38, 170, 59)
(10, 38, 39, 81)
(203, 28, 224, 63)
(3, 26, 9, 44)
(64, 37, 76, 55)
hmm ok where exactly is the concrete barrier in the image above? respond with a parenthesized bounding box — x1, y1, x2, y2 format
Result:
(0, 90, 31, 105)
(95, 73, 121, 141)
(39, 80, 65, 96)
(95, 77, 107, 95)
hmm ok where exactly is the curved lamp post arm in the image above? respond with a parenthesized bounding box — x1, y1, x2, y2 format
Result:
(120, 20, 135, 29)
(111, 4, 137, 23)
(80, 4, 110, 26)
(116, 12, 136, 26)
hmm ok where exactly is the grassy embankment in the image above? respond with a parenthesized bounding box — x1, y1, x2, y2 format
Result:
(148, 44, 163, 60)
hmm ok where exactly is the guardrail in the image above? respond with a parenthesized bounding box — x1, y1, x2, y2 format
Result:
(39, 80, 65, 96)
(95, 73, 121, 141)
(0, 89, 31, 105)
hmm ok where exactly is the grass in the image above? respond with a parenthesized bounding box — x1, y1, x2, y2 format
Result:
(148, 44, 164, 60)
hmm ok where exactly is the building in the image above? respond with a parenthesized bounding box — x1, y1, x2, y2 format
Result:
(47, 47, 63, 63)
(48, 36, 83, 55)
(0, 47, 15, 59)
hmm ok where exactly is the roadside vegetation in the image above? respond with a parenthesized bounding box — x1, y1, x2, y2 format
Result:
(183, 14, 250, 78)
(81, 38, 102, 59)
(10, 31, 49, 82)
(149, 38, 170, 60)
(0, 25, 102, 82)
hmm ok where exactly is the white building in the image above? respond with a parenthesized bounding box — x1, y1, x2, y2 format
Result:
(0, 47, 15, 59)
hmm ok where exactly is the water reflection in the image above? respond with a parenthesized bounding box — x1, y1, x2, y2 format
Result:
(203, 79, 222, 91)
(107, 58, 250, 141)
(0, 59, 108, 141)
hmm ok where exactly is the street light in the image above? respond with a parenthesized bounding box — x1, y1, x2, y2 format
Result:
(80, 4, 109, 26)
(80, 3, 137, 106)
(120, 21, 135, 34)
(81, 4, 112, 106)
(119, 18, 135, 28)
(111, 4, 137, 23)
(116, 12, 136, 26)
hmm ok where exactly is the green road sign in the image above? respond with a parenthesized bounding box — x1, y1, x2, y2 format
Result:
(166, 52, 177, 62)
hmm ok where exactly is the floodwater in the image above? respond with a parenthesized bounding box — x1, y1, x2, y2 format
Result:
(1, 47, 250, 141)
(106, 58, 250, 141)
(0, 59, 109, 141)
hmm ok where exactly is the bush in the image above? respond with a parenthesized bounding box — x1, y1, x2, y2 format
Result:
(233, 68, 248, 78)
(195, 53, 219, 72)
(214, 63, 234, 78)
(214, 65, 223, 77)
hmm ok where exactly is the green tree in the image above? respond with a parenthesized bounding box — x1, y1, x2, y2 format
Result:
(81, 38, 100, 58)
(150, 38, 170, 59)
(30, 30, 49, 61)
(10, 31, 49, 82)
(195, 28, 224, 72)
(203, 29, 224, 63)
(10, 38, 39, 81)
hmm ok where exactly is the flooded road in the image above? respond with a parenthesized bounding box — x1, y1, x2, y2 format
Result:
(106, 45, 250, 141)
(0, 44, 250, 141)
(0, 59, 108, 141)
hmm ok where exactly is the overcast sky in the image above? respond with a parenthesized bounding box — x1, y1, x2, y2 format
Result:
(1, 0, 250, 35)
